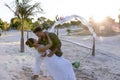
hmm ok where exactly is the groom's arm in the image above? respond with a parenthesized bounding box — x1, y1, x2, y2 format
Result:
(36, 36, 52, 52)
(47, 48, 58, 57)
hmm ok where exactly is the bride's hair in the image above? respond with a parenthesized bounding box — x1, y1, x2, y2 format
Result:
(26, 38, 35, 47)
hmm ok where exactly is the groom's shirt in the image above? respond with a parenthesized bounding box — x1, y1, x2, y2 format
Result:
(38, 32, 63, 57)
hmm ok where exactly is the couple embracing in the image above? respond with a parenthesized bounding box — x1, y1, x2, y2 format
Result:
(26, 27, 76, 80)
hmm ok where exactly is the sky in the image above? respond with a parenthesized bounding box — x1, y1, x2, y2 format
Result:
(0, 0, 120, 23)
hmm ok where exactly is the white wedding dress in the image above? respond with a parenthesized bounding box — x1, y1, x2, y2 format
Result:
(36, 45, 76, 80)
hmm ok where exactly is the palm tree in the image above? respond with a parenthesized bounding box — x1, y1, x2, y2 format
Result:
(38, 16, 46, 24)
(10, 17, 21, 29)
(5, 0, 43, 52)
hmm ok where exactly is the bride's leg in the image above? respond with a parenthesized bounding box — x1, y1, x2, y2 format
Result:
(33, 53, 41, 75)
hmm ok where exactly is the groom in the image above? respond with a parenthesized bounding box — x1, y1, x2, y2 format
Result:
(33, 26, 63, 57)
(32, 26, 63, 79)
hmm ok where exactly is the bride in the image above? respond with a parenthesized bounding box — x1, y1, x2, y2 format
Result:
(25, 32, 76, 80)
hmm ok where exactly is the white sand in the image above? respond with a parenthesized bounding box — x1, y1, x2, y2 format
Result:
(0, 30, 120, 80)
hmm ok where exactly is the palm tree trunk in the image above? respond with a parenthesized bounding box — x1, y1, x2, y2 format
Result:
(20, 19, 24, 52)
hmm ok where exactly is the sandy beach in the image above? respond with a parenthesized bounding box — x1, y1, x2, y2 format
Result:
(0, 30, 120, 80)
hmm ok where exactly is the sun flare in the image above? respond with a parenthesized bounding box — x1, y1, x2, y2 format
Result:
(93, 16, 105, 23)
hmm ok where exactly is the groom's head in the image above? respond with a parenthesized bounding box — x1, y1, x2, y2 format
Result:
(33, 26, 44, 38)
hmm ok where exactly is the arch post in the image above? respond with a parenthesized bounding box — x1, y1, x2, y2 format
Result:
(92, 37, 95, 56)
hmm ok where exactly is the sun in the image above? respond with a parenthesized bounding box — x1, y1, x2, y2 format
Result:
(90, 8, 108, 23)
(93, 15, 105, 23)
(86, 0, 120, 23)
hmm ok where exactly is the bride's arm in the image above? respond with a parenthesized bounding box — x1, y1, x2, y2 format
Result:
(47, 49, 57, 57)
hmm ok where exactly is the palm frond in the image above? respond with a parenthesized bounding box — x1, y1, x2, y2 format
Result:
(5, 3, 15, 14)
